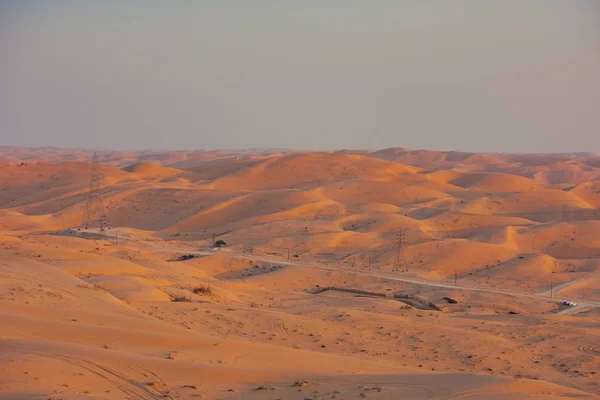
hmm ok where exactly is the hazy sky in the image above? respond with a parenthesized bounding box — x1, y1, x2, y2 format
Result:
(1, 1, 599, 152)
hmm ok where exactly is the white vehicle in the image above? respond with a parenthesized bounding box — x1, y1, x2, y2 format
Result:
(561, 301, 577, 307)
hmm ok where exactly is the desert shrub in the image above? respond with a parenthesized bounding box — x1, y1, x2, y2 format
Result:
(173, 254, 196, 262)
(171, 294, 191, 302)
(192, 284, 212, 295)
(214, 239, 227, 248)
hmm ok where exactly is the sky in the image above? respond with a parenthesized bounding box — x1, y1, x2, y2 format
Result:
(1, 1, 599, 153)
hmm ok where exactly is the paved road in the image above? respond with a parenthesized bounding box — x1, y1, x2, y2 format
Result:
(155, 244, 600, 312)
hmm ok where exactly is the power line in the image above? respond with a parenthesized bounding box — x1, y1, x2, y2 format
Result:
(80, 152, 110, 232)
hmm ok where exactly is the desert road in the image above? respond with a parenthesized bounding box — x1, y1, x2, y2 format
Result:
(146, 242, 600, 313)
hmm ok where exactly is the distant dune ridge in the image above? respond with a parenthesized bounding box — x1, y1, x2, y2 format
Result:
(1, 146, 599, 399)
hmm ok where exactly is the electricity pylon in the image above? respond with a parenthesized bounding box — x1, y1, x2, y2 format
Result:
(393, 231, 405, 272)
(80, 152, 110, 231)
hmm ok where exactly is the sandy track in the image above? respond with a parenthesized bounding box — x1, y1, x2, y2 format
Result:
(1, 341, 185, 400)
(578, 344, 600, 357)
(452, 350, 478, 367)
(271, 319, 311, 350)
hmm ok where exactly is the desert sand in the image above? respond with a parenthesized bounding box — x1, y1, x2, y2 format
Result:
(1, 147, 599, 399)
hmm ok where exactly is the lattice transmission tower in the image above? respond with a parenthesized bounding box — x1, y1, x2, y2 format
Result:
(392, 231, 405, 272)
(80, 152, 110, 231)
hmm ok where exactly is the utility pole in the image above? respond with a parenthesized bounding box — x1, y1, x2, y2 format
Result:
(368, 256, 371, 272)
(287, 248, 290, 261)
(455, 270, 457, 286)
(212, 233, 216, 248)
(115, 231, 118, 246)
(550, 281, 553, 298)
(80, 152, 110, 232)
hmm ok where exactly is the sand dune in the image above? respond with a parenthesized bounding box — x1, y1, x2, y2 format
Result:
(168, 190, 323, 234)
(1, 147, 599, 399)
(449, 172, 542, 192)
(124, 162, 185, 179)
(571, 181, 600, 208)
(211, 153, 416, 191)
(368, 147, 600, 184)
(320, 180, 449, 207)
